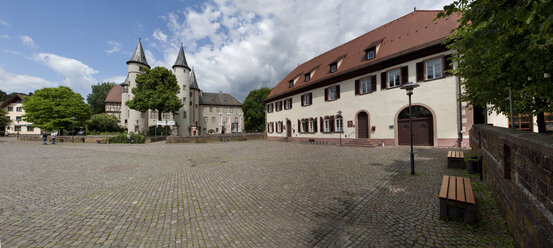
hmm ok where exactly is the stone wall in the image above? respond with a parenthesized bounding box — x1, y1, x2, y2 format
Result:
(18, 134, 111, 143)
(166, 133, 264, 144)
(471, 124, 553, 247)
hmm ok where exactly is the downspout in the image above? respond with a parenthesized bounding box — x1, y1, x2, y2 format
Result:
(456, 70, 463, 148)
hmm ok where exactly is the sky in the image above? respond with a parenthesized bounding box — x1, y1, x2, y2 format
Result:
(0, 0, 454, 102)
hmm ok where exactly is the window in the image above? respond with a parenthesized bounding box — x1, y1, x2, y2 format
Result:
(183, 97, 186, 103)
(329, 62, 337, 73)
(223, 108, 226, 113)
(27, 126, 34, 132)
(304, 73, 311, 82)
(212, 117, 216, 123)
(267, 103, 273, 113)
(182, 85, 186, 90)
(230, 108, 233, 113)
(141, 112, 146, 118)
(235, 117, 238, 123)
(163, 112, 170, 119)
(204, 117, 208, 123)
(325, 86, 340, 101)
(16, 107, 22, 112)
(309, 119, 314, 132)
(336, 116, 343, 132)
(210, 107, 213, 112)
(276, 101, 283, 111)
(288, 80, 294, 88)
(365, 47, 376, 60)
(16, 116, 22, 122)
(284, 98, 292, 110)
(325, 117, 331, 132)
(150, 111, 157, 119)
(135, 126, 139, 133)
(388, 69, 401, 88)
(302, 93, 312, 106)
(426, 58, 443, 80)
(366, 50, 375, 60)
(361, 77, 371, 94)
(183, 111, 187, 119)
(7, 107, 12, 111)
(15, 126, 21, 131)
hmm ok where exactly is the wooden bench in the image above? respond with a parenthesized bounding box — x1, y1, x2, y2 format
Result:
(447, 151, 465, 169)
(439, 175, 476, 224)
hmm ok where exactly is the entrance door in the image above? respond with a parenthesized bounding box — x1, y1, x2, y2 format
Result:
(397, 106, 434, 146)
(357, 112, 369, 138)
(286, 120, 292, 137)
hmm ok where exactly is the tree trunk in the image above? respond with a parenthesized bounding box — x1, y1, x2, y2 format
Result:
(537, 111, 546, 133)
(158, 110, 162, 121)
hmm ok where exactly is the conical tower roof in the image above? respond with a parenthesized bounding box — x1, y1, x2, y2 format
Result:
(127, 38, 149, 67)
(173, 44, 190, 70)
(189, 70, 200, 90)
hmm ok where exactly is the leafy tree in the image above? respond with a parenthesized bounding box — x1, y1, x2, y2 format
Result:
(440, 0, 553, 133)
(22, 86, 91, 132)
(87, 82, 116, 114)
(0, 89, 7, 102)
(0, 108, 11, 131)
(242, 87, 271, 132)
(86, 113, 123, 133)
(126, 67, 183, 121)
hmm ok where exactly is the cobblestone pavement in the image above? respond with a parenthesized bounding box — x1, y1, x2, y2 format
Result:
(0, 137, 513, 247)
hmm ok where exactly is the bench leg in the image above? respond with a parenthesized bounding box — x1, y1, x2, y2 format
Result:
(464, 204, 476, 225)
(440, 198, 448, 220)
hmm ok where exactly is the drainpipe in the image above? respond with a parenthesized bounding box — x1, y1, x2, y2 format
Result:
(456, 71, 463, 147)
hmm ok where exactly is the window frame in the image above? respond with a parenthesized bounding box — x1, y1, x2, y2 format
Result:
(16, 107, 22, 112)
(335, 115, 343, 133)
(387, 68, 402, 88)
(302, 93, 312, 106)
(288, 80, 294, 88)
(365, 47, 376, 61)
(324, 117, 331, 133)
(304, 73, 311, 82)
(425, 57, 444, 80)
(361, 77, 371, 94)
(328, 86, 337, 101)
(329, 62, 338, 73)
(7, 107, 13, 111)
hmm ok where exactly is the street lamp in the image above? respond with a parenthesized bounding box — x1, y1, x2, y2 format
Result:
(136, 119, 139, 133)
(337, 110, 343, 146)
(400, 82, 420, 175)
(71, 116, 76, 142)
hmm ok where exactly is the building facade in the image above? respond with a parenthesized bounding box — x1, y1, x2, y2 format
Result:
(1, 94, 41, 135)
(105, 39, 244, 136)
(265, 10, 472, 147)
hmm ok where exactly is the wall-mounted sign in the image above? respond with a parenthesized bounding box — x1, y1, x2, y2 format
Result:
(347, 121, 353, 127)
(167, 121, 176, 125)
(157, 121, 167, 126)
(389, 125, 394, 129)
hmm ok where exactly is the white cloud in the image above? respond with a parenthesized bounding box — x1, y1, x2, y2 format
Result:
(0, 34, 9, 39)
(0, 66, 57, 93)
(0, 19, 9, 27)
(33, 53, 98, 95)
(104, 75, 126, 84)
(20, 35, 36, 47)
(105, 40, 122, 54)
(149, 0, 453, 101)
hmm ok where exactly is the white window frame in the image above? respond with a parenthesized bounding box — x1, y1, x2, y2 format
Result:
(336, 116, 343, 132)
(204, 117, 208, 123)
(16, 107, 22, 112)
(304, 94, 311, 106)
(328, 87, 337, 101)
(285, 99, 292, 109)
(309, 119, 314, 133)
(367, 50, 375, 60)
(361, 77, 371, 94)
(330, 63, 337, 73)
(426, 58, 443, 80)
(325, 117, 331, 132)
(388, 69, 401, 88)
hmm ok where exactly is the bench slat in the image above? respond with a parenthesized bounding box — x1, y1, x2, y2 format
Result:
(439, 175, 449, 199)
(458, 151, 464, 158)
(464, 177, 476, 204)
(456, 177, 465, 202)
(448, 176, 457, 201)
(448, 151, 452, 157)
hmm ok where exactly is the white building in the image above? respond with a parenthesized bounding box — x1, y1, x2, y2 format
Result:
(1, 94, 41, 135)
(105, 39, 244, 136)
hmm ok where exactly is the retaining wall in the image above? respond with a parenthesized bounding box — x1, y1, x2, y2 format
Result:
(166, 133, 264, 144)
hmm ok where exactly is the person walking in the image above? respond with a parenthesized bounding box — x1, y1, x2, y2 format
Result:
(51, 131, 57, 144)
(41, 132, 47, 145)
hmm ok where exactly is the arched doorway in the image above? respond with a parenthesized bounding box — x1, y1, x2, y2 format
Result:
(397, 106, 434, 146)
(357, 112, 369, 138)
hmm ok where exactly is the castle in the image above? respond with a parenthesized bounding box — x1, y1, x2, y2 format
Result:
(105, 39, 244, 136)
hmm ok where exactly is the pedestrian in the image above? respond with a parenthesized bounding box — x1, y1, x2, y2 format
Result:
(41, 132, 47, 145)
(51, 131, 57, 144)
(126, 134, 131, 143)
(5, 130, 9, 136)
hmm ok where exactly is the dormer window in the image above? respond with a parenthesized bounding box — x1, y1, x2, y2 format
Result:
(365, 47, 376, 60)
(288, 80, 294, 88)
(304, 73, 311, 82)
(329, 63, 337, 73)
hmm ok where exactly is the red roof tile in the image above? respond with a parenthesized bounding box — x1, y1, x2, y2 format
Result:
(104, 85, 122, 103)
(266, 10, 460, 101)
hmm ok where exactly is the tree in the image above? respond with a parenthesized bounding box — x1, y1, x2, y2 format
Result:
(0, 89, 7, 102)
(441, 0, 553, 133)
(0, 108, 11, 131)
(22, 86, 91, 132)
(126, 67, 183, 121)
(87, 82, 116, 114)
(86, 113, 123, 133)
(242, 87, 271, 132)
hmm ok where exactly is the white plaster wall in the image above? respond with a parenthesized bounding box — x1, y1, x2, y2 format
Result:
(3, 102, 41, 134)
(487, 111, 509, 128)
(266, 51, 460, 143)
(200, 106, 243, 134)
(126, 63, 148, 133)
(173, 66, 190, 136)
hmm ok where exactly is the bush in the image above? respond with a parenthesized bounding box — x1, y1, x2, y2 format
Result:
(147, 125, 171, 136)
(108, 132, 145, 144)
(87, 114, 124, 133)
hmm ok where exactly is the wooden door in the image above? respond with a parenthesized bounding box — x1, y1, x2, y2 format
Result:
(398, 106, 434, 146)
(286, 120, 292, 137)
(357, 112, 369, 138)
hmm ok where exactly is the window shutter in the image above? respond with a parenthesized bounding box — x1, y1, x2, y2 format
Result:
(325, 88, 329, 101)
(320, 117, 323, 131)
(298, 119, 300, 132)
(401, 66, 408, 85)
(314, 118, 318, 132)
(301, 95, 305, 106)
(381, 72, 387, 90)
(371, 75, 377, 92)
(290, 99, 292, 109)
(331, 116, 335, 132)
(355, 80, 360, 95)
(444, 54, 453, 76)
(416, 62, 424, 82)
(336, 85, 340, 99)
(309, 93, 313, 105)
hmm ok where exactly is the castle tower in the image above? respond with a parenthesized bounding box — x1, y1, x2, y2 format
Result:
(126, 39, 150, 133)
(189, 70, 201, 135)
(172, 44, 191, 136)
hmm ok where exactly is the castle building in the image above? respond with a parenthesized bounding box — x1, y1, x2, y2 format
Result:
(1, 94, 41, 135)
(105, 39, 244, 136)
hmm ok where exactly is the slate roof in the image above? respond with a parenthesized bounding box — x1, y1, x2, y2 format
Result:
(127, 38, 149, 67)
(104, 84, 122, 103)
(189, 70, 200, 90)
(266, 10, 460, 101)
(173, 44, 190, 70)
(200, 92, 241, 106)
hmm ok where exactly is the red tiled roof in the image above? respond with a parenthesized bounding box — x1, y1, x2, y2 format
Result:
(1, 93, 27, 108)
(104, 85, 122, 103)
(266, 10, 460, 101)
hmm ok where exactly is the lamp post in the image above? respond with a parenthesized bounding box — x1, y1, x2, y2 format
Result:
(71, 116, 76, 143)
(400, 82, 420, 175)
(337, 110, 343, 146)
(136, 119, 139, 133)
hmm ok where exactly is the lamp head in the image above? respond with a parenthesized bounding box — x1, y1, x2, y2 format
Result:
(400, 82, 420, 91)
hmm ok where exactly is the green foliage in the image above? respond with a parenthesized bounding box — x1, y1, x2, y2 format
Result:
(126, 67, 183, 121)
(86, 113, 124, 133)
(0, 89, 7, 102)
(87, 82, 116, 114)
(441, 0, 553, 131)
(22, 86, 91, 131)
(0, 108, 11, 130)
(242, 87, 271, 132)
(108, 132, 145, 144)
(147, 125, 171, 136)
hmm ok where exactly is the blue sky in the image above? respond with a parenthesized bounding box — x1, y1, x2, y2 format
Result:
(0, 0, 453, 101)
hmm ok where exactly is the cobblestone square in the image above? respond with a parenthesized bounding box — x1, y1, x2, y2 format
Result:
(0, 138, 513, 247)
